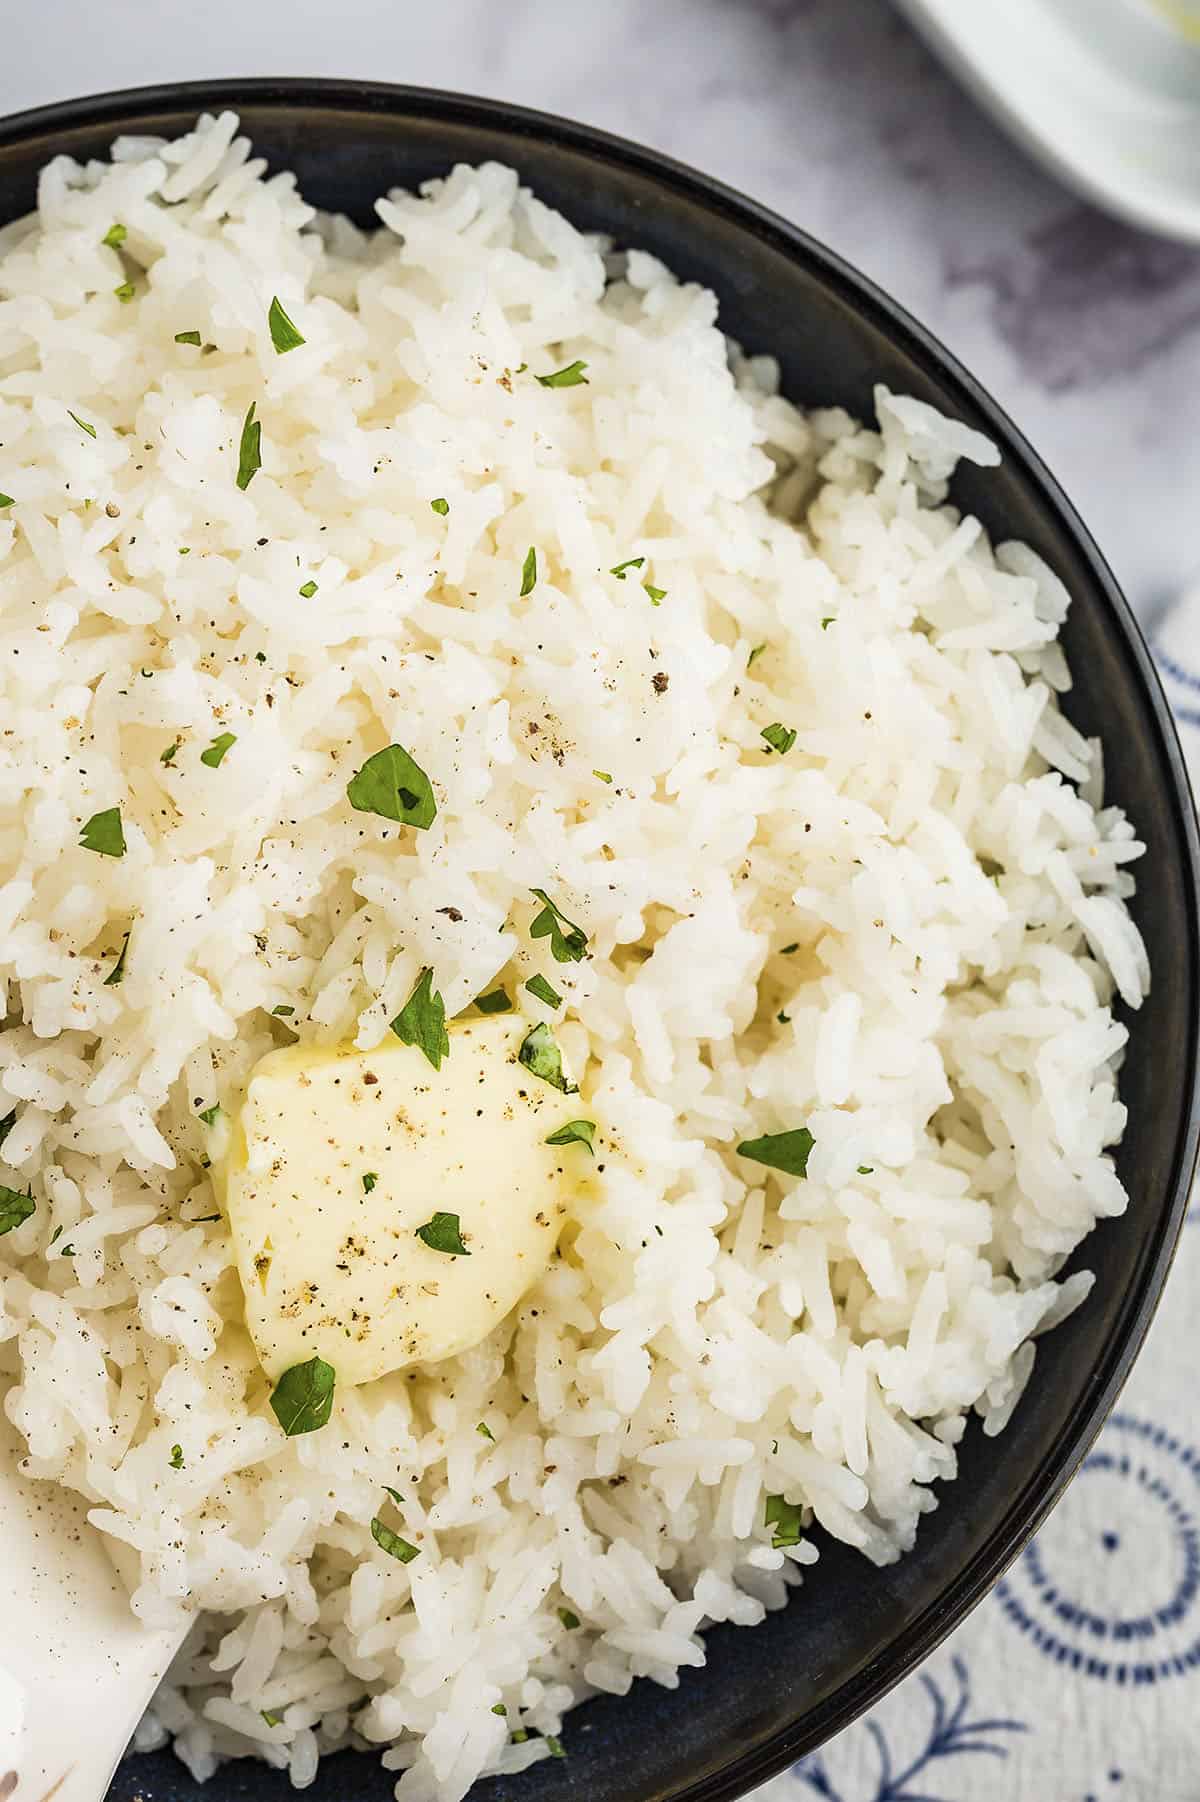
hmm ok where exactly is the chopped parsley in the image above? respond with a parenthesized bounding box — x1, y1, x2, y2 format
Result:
(857, 1164, 874, 1175)
(491, 1702, 506, 1715)
(269, 1355, 336, 1435)
(545, 1737, 566, 1760)
(525, 973, 562, 1010)
(391, 967, 449, 1070)
(68, 410, 96, 439)
(114, 281, 136, 304)
(104, 931, 130, 987)
(764, 1493, 805, 1548)
(820, 616, 835, 629)
(544, 1119, 596, 1155)
(478, 1422, 496, 1442)
(362, 1172, 378, 1194)
(0, 1187, 34, 1236)
(593, 769, 613, 784)
(557, 1608, 581, 1630)
(0, 495, 12, 510)
(160, 740, 180, 766)
(416, 1211, 470, 1256)
(169, 1444, 184, 1469)
(737, 1128, 814, 1178)
(346, 743, 437, 829)
(371, 1516, 421, 1563)
(197, 1104, 221, 1127)
(776, 1010, 791, 1025)
(644, 584, 666, 604)
(267, 295, 305, 354)
(537, 359, 588, 387)
(610, 556, 645, 580)
(747, 643, 767, 667)
(780, 942, 799, 955)
(529, 887, 588, 963)
(79, 807, 125, 857)
(200, 732, 236, 768)
(474, 987, 513, 1015)
(298, 579, 318, 598)
(430, 497, 450, 516)
(518, 1023, 577, 1094)
(101, 223, 127, 248)
(174, 329, 202, 345)
(272, 1004, 295, 1017)
(520, 546, 538, 596)
(0, 1110, 14, 1152)
(262, 1710, 283, 1728)
(236, 402, 262, 490)
(761, 723, 797, 756)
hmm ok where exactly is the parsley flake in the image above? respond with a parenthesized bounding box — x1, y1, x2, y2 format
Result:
(0, 495, 13, 510)
(346, 743, 437, 829)
(298, 579, 318, 598)
(197, 1104, 220, 1127)
(765, 1492, 805, 1548)
(857, 1165, 874, 1175)
(593, 769, 613, 784)
(272, 1004, 295, 1017)
(430, 497, 450, 515)
(0, 1110, 14, 1152)
(391, 968, 449, 1070)
(0, 1187, 34, 1236)
(79, 807, 125, 857)
(780, 942, 799, 955)
(610, 556, 645, 580)
(544, 1119, 596, 1155)
(525, 973, 562, 1010)
(520, 546, 537, 596)
(169, 1444, 184, 1469)
(545, 1737, 566, 1760)
(518, 1023, 577, 1094)
(737, 1128, 814, 1178)
(114, 281, 136, 304)
(362, 1172, 378, 1194)
(478, 1422, 496, 1442)
(174, 329, 202, 345)
(475, 987, 513, 1015)
(537, 360, 588, 387)
(371, 1516, 421, 1562)
(820, 616, 835, 629)
(491, 1702, 506, 1715)
(761, 723, 797, 756)
(261, 1710, 282, 1728)
(102, 223, 127, 248)
(529, 888, 588, 963)
(68, 410, 96, 439)
(160, 739, 180, 766)
(236, 402, 262, 490)
(267, 295, 305, 354)
(747, 643, 767, 667)
(269, 1355, 336, 1435)
(104, 931, 130, 987)
(200, 732, 236, 768)
(558, 1608, 581, 1630)
(416, 1211, 470, 1256)
(644, 584, 666, 604)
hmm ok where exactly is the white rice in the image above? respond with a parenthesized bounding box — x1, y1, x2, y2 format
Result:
(0, 113, 1146, 1797)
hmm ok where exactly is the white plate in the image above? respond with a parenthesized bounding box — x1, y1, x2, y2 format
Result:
(894, 0, 1200, 242)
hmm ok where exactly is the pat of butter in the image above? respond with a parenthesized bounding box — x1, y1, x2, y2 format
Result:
(222, 1017, 588, 1383)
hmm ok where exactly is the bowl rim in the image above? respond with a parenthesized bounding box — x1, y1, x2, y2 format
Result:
(2, 75, 1199, 1802)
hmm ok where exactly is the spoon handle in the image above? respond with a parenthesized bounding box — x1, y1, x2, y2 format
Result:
(0, 1416, 181, 1802)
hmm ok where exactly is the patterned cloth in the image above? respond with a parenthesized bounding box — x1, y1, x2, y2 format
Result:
(757, 605, 1200, 1802)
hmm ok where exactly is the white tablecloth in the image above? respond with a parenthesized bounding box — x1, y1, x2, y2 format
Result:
(760, 605, 1200, 1802)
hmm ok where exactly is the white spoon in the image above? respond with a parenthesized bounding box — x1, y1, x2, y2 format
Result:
(0, 1413, 183, 1802)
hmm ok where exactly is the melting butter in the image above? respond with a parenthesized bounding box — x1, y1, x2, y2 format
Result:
(222, 1016, 589, 1383)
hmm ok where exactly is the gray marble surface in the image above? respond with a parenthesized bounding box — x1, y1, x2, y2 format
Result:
(4, 0, 1198, 622)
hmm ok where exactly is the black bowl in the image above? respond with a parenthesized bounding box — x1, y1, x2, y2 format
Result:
(1, 77, 1196, 1802)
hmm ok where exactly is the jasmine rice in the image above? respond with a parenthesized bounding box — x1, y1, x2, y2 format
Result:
(0, 112, 1147, 1796)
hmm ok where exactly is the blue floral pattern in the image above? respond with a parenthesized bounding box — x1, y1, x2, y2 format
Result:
(792, 1658, 1026, 1802)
